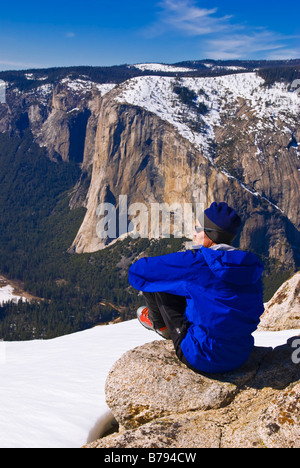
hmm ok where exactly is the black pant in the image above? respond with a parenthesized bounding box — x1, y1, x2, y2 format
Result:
(142, 291, 195, 371)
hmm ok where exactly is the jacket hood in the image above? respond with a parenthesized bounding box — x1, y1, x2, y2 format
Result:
(201, 247, 264, 286)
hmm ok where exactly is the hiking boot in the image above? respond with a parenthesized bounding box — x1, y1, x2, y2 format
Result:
(137, 306, 171, 340)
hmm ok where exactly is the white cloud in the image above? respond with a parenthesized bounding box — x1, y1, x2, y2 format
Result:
(65, 32, 76, 38)
(146, 0, 300, 59)
(147, 0, 235, 37)
(0, 60, 43, 68)
(267, 48, 300, 60)
(205, 31, 300, 60)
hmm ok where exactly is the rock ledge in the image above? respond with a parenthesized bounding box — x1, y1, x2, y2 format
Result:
(83, 335, 300, 448)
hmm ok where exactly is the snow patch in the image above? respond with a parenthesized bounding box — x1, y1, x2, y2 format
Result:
(25, 73, 48, 81)
(60, 78, 116, 96)
(0, 284, 27, 305)
(133, 63, 197, 73)
(203, 63, 248, 71)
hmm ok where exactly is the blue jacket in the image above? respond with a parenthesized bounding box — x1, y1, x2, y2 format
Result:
(129, 246, 265, 373)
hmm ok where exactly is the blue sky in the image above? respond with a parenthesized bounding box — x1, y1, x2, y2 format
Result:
(0, 0, 299, 70)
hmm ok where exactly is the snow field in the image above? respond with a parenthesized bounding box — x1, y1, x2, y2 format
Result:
(0, 320, 163, 448)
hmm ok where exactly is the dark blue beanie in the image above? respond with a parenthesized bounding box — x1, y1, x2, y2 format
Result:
(200, 202, 242, 244)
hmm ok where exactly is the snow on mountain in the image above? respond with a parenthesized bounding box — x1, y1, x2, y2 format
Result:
(0, 284, 27, 306)
(114, 72, 300, 212)
(202, 63, 248, 71)
(116, 75, 218, 161)
(132, 63, 197, 72)
(115, 72, 300, 162)
(25, 73, 48, 81)
(0, 318, 299, 448)
(19, 79, 116, 107)
(60, 78, 116, 96)
(35, 83, 55, 105)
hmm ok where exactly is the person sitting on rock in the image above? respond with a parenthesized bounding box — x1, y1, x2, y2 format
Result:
(129, 201, 265, 374)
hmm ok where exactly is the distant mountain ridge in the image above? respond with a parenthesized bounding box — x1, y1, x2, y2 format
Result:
(1, 58, 300, 90)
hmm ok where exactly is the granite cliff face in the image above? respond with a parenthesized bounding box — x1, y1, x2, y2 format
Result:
(71, 74, 299, 270)
(71, 94, 242, 253)
(0, 67, 299, 269)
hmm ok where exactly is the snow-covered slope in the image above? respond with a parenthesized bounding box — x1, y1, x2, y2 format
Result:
(132, 63, 196, 72)
(0, 320, 163, 448)
(0, 283, 27, 305)
(0, 319, 299, 448)
(115, 73, 299, 161)
(13, 78, 117, 107)
(60, 78, 116, 96)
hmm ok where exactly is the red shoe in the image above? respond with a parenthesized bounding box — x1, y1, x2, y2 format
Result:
(137, 306, 170, 339)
